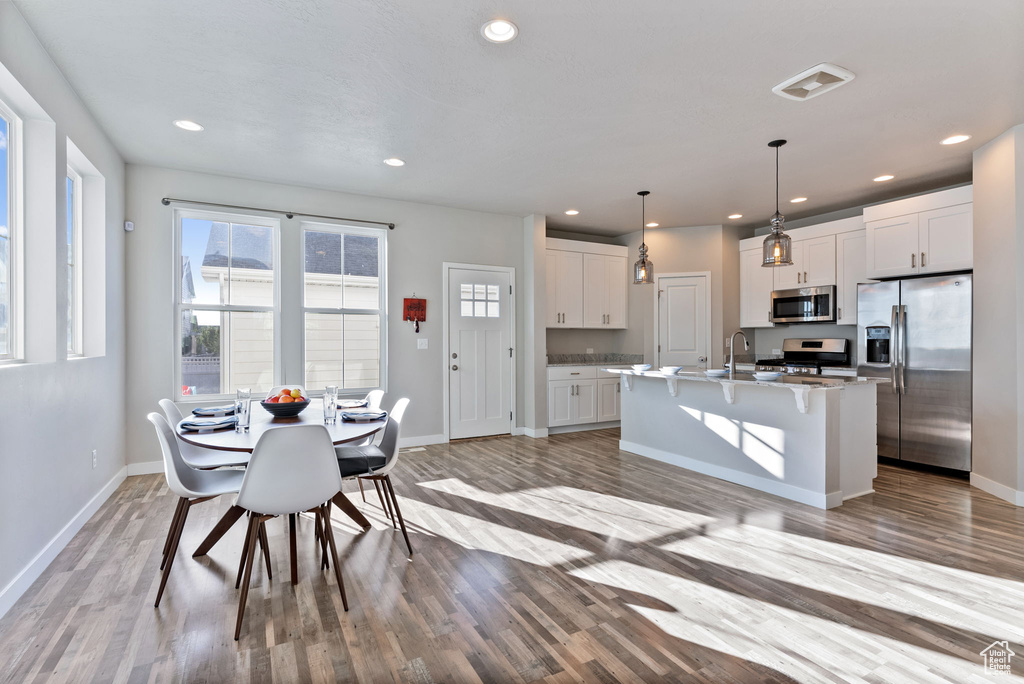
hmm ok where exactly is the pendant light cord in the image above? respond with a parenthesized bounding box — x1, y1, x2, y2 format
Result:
(775, 144, 780, 216)
(641, 193, 646, 245)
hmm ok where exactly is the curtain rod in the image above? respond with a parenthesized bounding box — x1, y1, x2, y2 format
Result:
(160, 197, 395, 229)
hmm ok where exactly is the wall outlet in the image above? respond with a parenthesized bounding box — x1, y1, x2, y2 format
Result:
(91, 449, 97, 469)
(725, 338, 731, 348)
(586, 348, 594, 354)
(417, 338, 428, 350)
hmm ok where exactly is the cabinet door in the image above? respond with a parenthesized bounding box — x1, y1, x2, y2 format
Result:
(582, 253, 607, 328)
(836, 231, 868, 325)
(772, 241, 803, 290)
(866, 215, 919, 278)
(545, 250, 562, 327)
(739, 248, 775, 328)
(605, 256, 627, 328)
(547, 380, 576, 427)
(575, 379, 598, 424)
(919, 203, 972, 274)
(561, 251, 584, 328)
(801, 235, 837, 287)
(597, 377, 621, 421)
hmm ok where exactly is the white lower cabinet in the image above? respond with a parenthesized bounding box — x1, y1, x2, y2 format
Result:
(547, 367, 622, 428)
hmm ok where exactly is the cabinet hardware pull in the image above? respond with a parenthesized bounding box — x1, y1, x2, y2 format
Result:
(570, 372, 580, 375)
(911, 253, 916, 268)
(921, 252, 926, 268)
(797, 272, 801, 284)
(838, 307, 842, 319)
(804, 271, 808, 282)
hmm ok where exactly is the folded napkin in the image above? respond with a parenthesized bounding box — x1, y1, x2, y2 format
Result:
(340, 410, 387, 422)
(179, 415, 238, 431)
(192, 404, 236, 417)
(337, 399, 369, 409)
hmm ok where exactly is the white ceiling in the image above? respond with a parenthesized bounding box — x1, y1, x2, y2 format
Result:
(14, 0, 1024, 235)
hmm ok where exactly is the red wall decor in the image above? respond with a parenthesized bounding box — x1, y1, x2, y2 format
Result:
(403, 297, 426, 333)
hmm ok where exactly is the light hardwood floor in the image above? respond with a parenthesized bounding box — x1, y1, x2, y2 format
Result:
(2, 429, 1024, 683)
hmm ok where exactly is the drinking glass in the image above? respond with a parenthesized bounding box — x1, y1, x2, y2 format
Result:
(323, 385, 338, 425)
(235, 388, 252, 432)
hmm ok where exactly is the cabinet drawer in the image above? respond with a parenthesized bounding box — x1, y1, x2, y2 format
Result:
(547, 366, 598, 381)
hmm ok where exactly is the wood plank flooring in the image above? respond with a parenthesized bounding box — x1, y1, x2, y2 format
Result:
(2, 429, 1024, 682)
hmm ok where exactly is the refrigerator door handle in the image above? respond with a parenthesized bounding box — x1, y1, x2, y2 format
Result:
(898, 304, 907, 394)
(890, 305, 899, 394)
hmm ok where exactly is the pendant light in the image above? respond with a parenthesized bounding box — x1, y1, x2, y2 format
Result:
(762, 139, 794, 268)
(633, 191, 654, 284)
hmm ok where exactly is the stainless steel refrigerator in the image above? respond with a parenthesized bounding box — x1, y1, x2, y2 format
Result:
(857, 274, 972, 470)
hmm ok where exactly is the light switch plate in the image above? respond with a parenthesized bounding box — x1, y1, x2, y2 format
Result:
(586, 348, 594, 354)
(772, 348, 782, 356)
(417, 338, 428, 350)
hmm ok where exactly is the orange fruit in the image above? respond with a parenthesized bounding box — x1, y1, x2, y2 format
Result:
(279, 395, 295, 403)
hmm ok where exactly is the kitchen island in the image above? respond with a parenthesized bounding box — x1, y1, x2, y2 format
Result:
(604, 369, 888, 508)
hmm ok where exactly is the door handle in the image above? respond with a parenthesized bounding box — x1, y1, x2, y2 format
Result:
(889, 305, 899, 394)
(911, 253, 916, 268)
(898, 304, 907, 394)
(921, 252, 926, 268)
(451, 352, 457, 359)
(451, 364, 458, 371)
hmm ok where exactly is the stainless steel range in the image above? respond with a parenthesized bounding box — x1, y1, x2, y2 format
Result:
(755, 338, 850, 375)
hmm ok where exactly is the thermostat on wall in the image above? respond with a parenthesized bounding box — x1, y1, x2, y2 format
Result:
(124, 221, 135, 232)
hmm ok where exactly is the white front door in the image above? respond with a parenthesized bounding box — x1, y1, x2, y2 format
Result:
(448, 267, 512, 439)
(658, 274, 709, 367)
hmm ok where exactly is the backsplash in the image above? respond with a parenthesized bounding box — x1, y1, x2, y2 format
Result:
(547, 352, 644, 366)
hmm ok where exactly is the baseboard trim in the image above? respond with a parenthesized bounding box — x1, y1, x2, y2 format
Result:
(619, 440, 835, 509)
(398, 433, 447, 448)
(0, 466, 127, 620)
(549, 421, 620, 435)
(126, 460, 163, 476)
(970, 472, 1024, 506)
(516, 426, 549, 439)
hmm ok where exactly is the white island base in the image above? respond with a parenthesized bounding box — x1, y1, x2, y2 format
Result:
(608, 370, 884, 509)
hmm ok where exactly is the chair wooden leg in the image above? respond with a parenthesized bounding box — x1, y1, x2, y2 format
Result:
(384, 475, 413, 556)
(236, 513, 252, 589)
(289, 513, 298, 585)
(234, 514, 262, 641)
(155, 498, 190, 607)
(258, 521, 273, 580)
(321, 504, 349, 612)
(161, 497, 188, 571)
(358, 478, 366, 502)
(374, 478, 395, 526)
(314, 508, 329, 570)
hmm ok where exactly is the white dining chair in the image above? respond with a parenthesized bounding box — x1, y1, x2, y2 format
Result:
(159, 398, 236, 470)
(147, 412, 270, 608)
(233, 424, 347, 640)
(352, 389, 385, 504)
(338, 398, 412, 555)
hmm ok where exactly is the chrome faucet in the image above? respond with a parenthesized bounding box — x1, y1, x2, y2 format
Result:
(727, 330, 750, 374)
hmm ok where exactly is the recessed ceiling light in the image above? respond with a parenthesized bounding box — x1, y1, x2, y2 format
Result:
(728, 214, 743, 219)
(564, 209, 579, 216)
(941, 134, 971, 145)
(790, 197, 808, 203)
(646, 222, 659, 228)
(383, 158, 405, 167)
(873, 174, 895, 182)
(173, 119, 204, 132)
(482, 19, 518, 43)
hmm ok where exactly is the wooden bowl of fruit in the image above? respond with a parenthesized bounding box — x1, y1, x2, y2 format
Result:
(261, 387, 310, 417)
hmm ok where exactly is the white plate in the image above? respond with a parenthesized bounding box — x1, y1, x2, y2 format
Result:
(704, 369, 729, 377)
(659, 366, 683, 374)
(753, 372, 783, 381)
(632, 364, 652, 371)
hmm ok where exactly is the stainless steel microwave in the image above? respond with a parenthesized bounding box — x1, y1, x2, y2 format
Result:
(770, 285, 836, 324)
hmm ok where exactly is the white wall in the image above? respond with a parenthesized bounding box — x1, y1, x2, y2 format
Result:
(124, 165, 526, 464)
(0, 4, 126, 616)
(971, 124, 1024, 503)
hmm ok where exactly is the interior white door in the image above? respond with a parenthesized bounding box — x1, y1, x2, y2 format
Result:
(449, 267, 512, 439)
(658, 275, 708, 367)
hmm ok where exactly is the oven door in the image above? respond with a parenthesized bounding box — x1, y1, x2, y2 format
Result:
(770, 286, 836, 323)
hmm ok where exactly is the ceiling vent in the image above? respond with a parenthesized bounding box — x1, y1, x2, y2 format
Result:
(772, 63, 855, 101)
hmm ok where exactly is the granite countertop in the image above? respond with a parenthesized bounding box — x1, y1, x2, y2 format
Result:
(547, 353, 643, 367)
(602, 367, 888, 390)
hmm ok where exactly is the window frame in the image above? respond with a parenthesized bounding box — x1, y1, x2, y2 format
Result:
(0, 96, 22, 363)
(65, 165, 83, 356)
(300, 221, 388, 395)
(173, 207, 282, 400)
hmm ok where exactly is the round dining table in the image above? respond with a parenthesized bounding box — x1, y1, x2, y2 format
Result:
(176, 403, 388, 558)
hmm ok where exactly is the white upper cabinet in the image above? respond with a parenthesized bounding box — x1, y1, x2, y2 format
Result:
(919, 203, 973, 274)
(836, 230, 869, 325)
(864, 186, 972, 279)
(740, 248, 775, 328)
(774, 235, 837, 290)
(546, 239, 627, 329)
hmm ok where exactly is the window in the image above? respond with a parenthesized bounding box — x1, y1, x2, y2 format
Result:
(66, 166, 82, 355)
(176, 210, 278, 397)
(303, 223, 386, 391)
(0, 98, 19, 361)
(460, 283, 500, 317)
